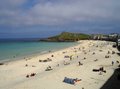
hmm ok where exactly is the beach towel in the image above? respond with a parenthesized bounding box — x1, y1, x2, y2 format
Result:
(63, 77, 76, 85)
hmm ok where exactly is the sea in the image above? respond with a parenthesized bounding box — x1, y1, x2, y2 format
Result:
(0, 39, 78, 62)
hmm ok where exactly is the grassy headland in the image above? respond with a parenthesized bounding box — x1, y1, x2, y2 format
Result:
(40, 32, 90, 42)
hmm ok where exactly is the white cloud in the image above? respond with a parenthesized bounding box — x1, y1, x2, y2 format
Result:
(0, 0, 120, 26)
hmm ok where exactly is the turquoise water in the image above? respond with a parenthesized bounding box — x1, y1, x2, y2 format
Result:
(0, 41, 78, 62)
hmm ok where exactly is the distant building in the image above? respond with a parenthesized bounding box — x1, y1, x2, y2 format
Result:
(108, 33, 118, 41)
(91, 33, 120, 42)
(92, 34, 109, 40)
(117, 39, 120, 47)
(118, 34, 120, 39)
(109, 33, 118, 37)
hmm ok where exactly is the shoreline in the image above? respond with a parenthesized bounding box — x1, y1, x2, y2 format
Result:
(0, 40, 119, 89)
(0, 42, 79, 64)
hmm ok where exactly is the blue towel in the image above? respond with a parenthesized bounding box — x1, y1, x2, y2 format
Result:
(63, 77, 75, 84)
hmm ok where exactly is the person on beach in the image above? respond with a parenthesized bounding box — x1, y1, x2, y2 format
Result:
(78, 61, 82, 66)
(99, 67, 104, 71)
(112, 61, 114, 66)
(78, 61, 81, 66)
(25, 64, 28, 67)
(57, 64, 59, 67)
(70, 56, 72, 60)
(77, 56, 78, 58)
(116, 61, 119, 64)
(26, 74, 29, 78)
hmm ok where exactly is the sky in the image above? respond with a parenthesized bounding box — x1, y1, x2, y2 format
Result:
(0, 0, 120, 38)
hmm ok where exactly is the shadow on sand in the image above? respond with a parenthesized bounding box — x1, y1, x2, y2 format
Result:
(100, 68, 120, 89)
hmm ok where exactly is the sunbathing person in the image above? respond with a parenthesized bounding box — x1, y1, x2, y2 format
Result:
(26, 74, 29, 78)
(45, 66, 53, 71)
(30, 73, 36, 77)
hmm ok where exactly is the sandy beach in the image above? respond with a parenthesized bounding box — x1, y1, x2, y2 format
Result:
(0, 40, 120, 89)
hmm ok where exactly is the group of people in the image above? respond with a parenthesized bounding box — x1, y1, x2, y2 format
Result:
(26, 73, 36, 78)
(112, 60, 119, 66)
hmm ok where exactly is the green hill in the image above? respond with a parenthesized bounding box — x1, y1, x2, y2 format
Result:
(40, 32, 90, 42)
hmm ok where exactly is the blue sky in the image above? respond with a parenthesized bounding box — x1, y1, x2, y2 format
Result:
(0, 0, 120, 38)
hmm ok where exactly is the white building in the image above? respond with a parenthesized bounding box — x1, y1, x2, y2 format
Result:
(117, 39, 120, 46)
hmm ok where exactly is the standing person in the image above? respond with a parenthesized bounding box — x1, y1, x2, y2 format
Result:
(112, 61, 114, 66)
(78, 61, 81, 66)
(77, 56, 78, 58)
(70, 55, 72, 60)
